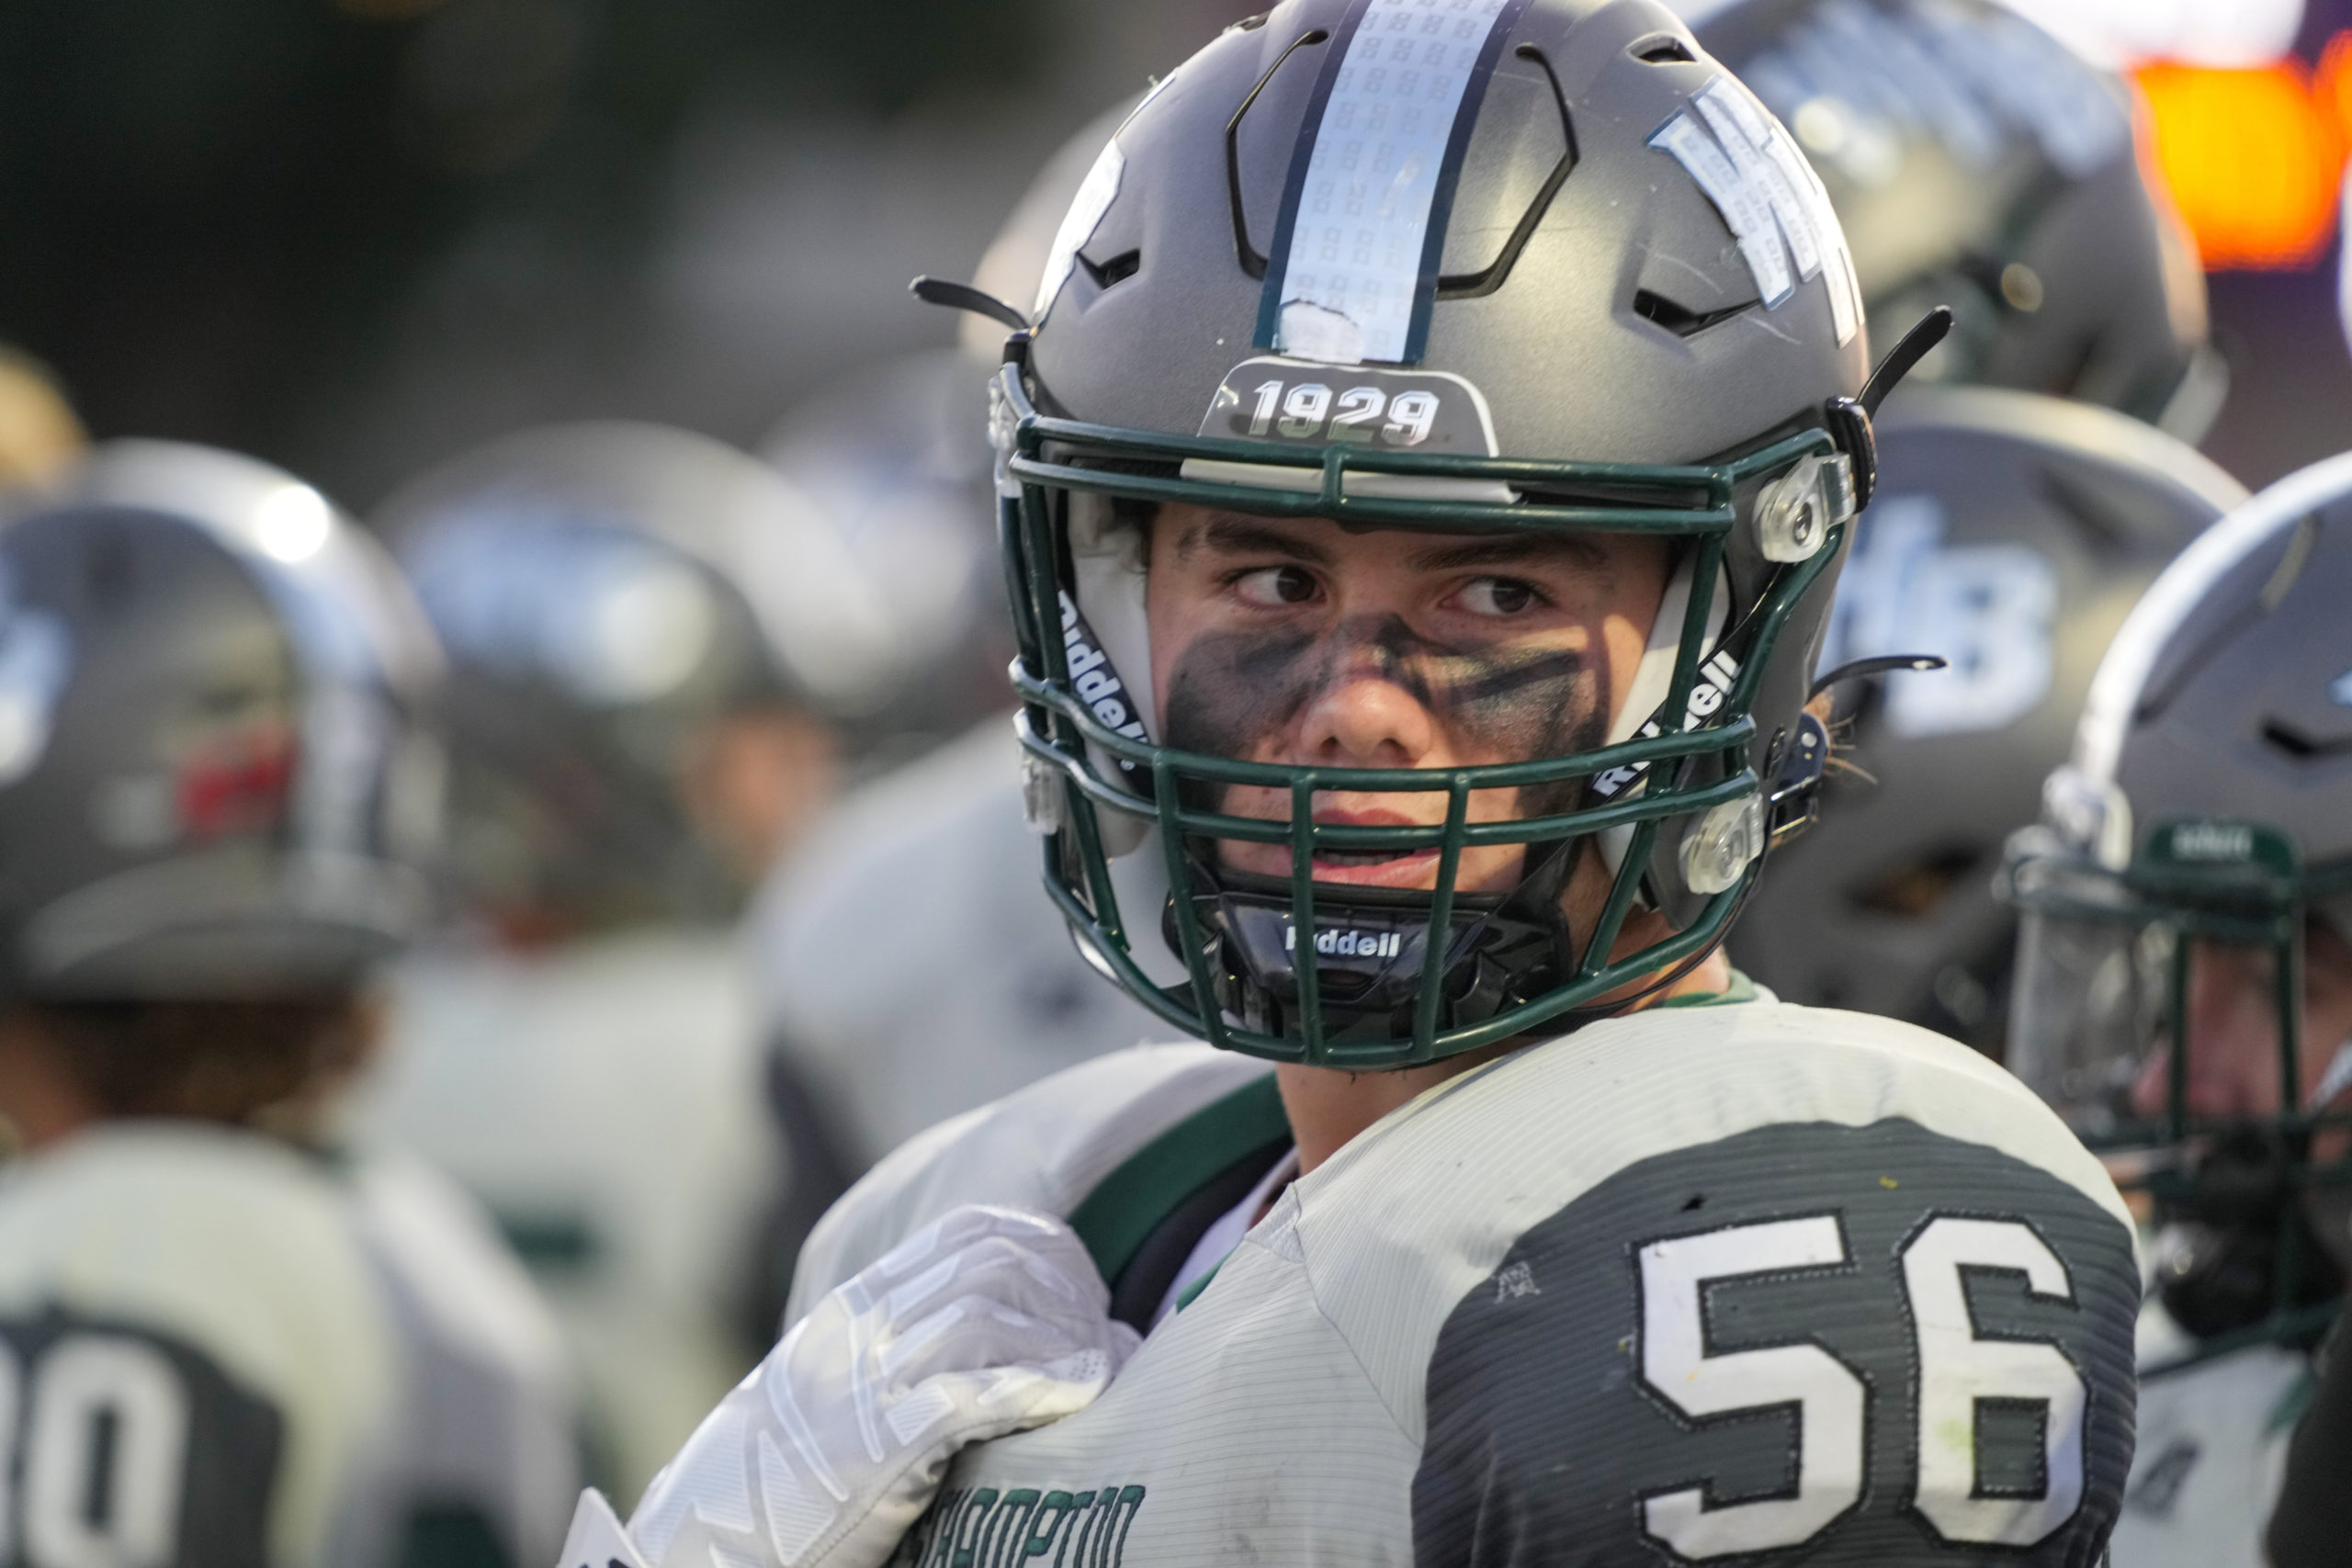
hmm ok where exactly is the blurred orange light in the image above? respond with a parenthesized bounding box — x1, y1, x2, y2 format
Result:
(2135, 51, 2348, 272)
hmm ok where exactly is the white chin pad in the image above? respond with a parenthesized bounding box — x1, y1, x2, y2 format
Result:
(1597, 552, 1726, 878)
(1067, 491, 1158, 857)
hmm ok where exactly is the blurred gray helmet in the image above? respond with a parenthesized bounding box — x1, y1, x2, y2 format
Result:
(989, 0, 1880, 1068)
(377, 423, 854, 931)
(760, 352, 1012, 744)
(1737, 387, 2243, 1048)
(2004, 452, 2352, 1351)
(1690, 0, 2222, 440)
(0, 441, 443, 1000)
(754, 100, 1159, 750)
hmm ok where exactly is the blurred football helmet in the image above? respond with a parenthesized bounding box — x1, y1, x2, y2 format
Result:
(377, 423, 853, 932)
(760, 352, 1012, 745)
(988, 0, 1883, 1068)
(0, 440, 442, 999)
(1736, 387, 2243, 1047)
(2004, 452, 2352, 1357)
(1691, 0, 2222, 439)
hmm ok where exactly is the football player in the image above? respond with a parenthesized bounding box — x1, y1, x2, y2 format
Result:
(346, 423, 849, 1501)
(1737, 391, 2241, 1050)
(747, 97, 1166, 1177)
(2002, 451, 2352, 1565)
(0, 441, 576, 1567)
(1689, 0, 2238, 1045)
(563, 4, 2143, 1565)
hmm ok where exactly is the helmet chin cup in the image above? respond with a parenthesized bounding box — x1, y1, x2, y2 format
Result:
(1167, 855, 1574, 1064)
(2154, 1129, 2346, 1344)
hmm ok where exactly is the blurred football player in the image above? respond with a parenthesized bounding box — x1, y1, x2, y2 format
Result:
(2002, 451, 2352, 1563)
(1737, 390, 2241, 1049)
(562, 5, 2143, 1564)
(346, 423, 850, 1503)
(0, 441, 575, 1567)
(748, 98, 1163, 1177)
(1688, 0, 2240, 1047)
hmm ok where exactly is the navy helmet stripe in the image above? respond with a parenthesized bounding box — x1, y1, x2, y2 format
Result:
(1253, 0, 1529, 367)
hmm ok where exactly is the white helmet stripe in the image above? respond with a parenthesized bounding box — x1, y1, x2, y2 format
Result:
(1256, 0, 1524, 367)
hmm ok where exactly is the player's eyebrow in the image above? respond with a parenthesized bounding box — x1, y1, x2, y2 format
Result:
(1407, 533, 1603, 571)
(1180, 513, 1338, 566)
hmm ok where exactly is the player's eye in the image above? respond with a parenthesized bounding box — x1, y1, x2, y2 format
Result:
(1456, 576, 1543, 616)
(1233, 565, 1319, 606)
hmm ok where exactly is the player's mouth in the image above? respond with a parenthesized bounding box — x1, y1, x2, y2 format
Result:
(1303, 808, 1441, 886)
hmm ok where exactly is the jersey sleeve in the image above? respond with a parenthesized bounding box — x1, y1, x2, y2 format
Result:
(786, 1043, 1268, 1323)
(1409, 1117, 2141, 1567)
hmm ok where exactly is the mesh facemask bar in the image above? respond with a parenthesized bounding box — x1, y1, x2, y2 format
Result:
(1001, 366, 1841, 1066)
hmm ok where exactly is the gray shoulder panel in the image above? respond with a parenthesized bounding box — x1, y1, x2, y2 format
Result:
(1414, 1118, 2137, 1566)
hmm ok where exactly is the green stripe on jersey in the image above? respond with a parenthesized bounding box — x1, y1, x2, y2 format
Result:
(1069, 1073, 1288, 1283)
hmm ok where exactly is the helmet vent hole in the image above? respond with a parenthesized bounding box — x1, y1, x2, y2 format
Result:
(1633, 288, 1751, 338)
(2260, 719, 2352, 762)
(1080, 249, 1141, 290)
(1633, 37, 1695, 63)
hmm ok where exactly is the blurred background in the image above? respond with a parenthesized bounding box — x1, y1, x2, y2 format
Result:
(2, 0, 2350, 515)
(0, 0, 1256, 512)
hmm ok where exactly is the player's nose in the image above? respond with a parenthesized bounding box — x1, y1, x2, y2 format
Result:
(1294, 660, 1438, 770)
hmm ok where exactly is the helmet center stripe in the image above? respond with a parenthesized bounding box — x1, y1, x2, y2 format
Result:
(1252, 0, 1532, 367)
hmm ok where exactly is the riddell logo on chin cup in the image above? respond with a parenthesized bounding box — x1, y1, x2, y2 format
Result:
(1285, 923, 1405, 960)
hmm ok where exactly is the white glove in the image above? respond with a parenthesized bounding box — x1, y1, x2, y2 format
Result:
(558, 1204, 1140, 1568)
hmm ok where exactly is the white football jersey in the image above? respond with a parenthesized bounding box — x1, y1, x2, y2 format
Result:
(795, 1003, 2143, 1566)
(2106, 1301, 2308, 1568)
(0, 1122, 574, 1568)
(348, 928, 784, 1503)
(747, 718, 1165, 1170)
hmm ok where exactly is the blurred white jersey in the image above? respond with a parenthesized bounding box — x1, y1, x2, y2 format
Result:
(747, 718, 1164, 1169)
(0, 1122, 574, 1568)
(2108, 1301, 2309, 1568)
(349, 928, 784, 1505)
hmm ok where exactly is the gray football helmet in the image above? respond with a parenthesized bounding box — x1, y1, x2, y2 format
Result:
(0, 441, 443, 1000)
(761, 352, 1012, 743)
(977, 0, 1889, 1068)
(378, 423, 847, 931)
(1736, 387, 2244, 1048)
(2004, 452, 2352, 1356)
(1690, 0, 2222, 439)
